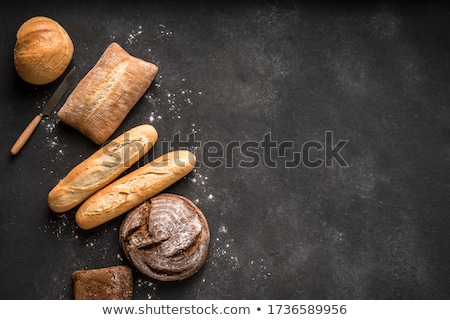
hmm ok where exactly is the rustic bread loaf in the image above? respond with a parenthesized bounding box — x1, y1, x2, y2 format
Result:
(119, 194, 210, 281)
(57, 42, 158, 144)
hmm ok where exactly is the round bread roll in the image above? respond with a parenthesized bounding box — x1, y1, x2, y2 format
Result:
(14, 16, 74, 85)
(119, 194, 210, 281)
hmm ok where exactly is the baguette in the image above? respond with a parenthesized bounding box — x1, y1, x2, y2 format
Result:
(75, 150, 196, 230)
(57, 42, 158, 144)
(48, 124, 158, 213)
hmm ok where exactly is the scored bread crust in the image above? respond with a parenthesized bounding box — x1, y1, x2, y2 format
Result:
(75, 150, 196, 230)
(14, 16, 74, 85)
(119, 194, 210, 281)
(48, 124, 158, 213)
(57, 42, 158, 144)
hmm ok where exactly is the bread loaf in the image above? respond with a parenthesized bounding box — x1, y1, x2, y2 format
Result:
(72, 265, 133, 300)
(75, 150, 196, 230)
(120, 194, 210, 281)
(57, 42, 158, 144)
(48, 124, 158, 213)
(14, 16, 74, 85)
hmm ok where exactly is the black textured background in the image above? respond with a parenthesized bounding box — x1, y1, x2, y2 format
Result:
(0, 0, 449, 299)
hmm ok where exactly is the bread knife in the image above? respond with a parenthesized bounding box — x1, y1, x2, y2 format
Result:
(10, 66, 76, 156)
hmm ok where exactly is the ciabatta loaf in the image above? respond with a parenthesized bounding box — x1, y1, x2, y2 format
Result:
(48, 124, 158, 213)
(75, 150, 196, 230)
(57, 42, 158, 144)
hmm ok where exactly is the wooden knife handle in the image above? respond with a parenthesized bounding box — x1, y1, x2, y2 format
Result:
(10, 114, 43, 156)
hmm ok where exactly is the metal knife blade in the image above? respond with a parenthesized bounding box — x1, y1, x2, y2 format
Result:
(10, 66, 77, 156)
(41, 66, 76, 116)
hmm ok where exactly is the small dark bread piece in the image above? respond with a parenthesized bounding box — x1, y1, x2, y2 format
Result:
(119, 194, 210, 281)
(72, 265, 133, 300)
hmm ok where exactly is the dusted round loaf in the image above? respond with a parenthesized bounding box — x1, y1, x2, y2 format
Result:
(119, 194, 210, 281)
(14, 16, 74, 85)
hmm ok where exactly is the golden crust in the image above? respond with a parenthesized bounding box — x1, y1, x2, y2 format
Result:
(48, 124, 158, 213)
(75, 150, 196, 230)
(14, 16, 74, 85)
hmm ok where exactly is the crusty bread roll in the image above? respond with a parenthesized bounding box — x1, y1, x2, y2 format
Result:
(14, 16, 74, 85)
(57, 42, 158, 144)
(120, 194, 210, 281)
(48, 124, 158, 213)
(75, 150, 196, 230)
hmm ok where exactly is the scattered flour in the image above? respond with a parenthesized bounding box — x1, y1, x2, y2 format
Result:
(188, 169, 216, 205)
(210, 237, 240, 271)
(145, 75, 202, 122)
(158, 24, 173, 38)
(136, 278, 158, 299)
(218, 224, 228, 233)
(250, 258, 272, 281)
(40, 214, 75, 240)
(43, 117, 66, 164)
(126, 25, 143, 44)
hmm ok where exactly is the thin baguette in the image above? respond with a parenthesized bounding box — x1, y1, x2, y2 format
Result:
(75, 150, 196, 230)
(48, 124, 158, 213)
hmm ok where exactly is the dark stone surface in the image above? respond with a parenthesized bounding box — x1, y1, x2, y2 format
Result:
(0, 0, 449, 299)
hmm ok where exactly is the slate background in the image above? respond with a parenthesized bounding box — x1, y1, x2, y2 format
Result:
(0, 0, 449, 299)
